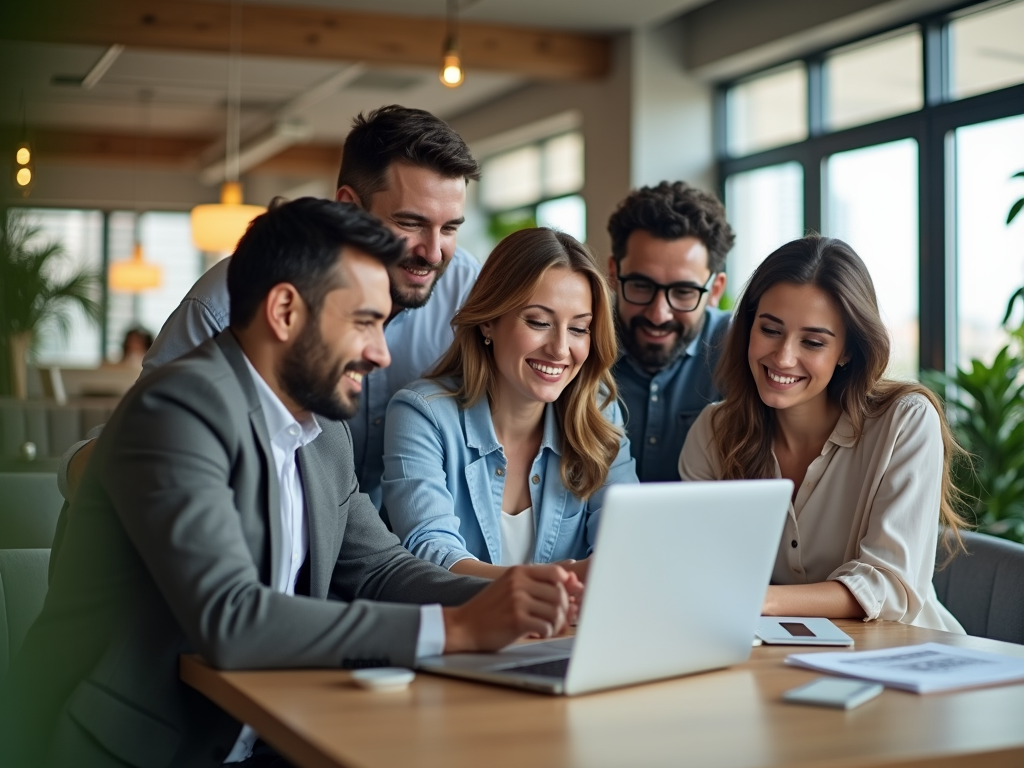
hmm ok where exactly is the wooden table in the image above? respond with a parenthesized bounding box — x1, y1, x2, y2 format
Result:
(181, 621, 1024, 768)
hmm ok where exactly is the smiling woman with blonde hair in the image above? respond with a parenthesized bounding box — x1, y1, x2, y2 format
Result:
(679, 235, 966, 631)
(382, 227, 637, 580)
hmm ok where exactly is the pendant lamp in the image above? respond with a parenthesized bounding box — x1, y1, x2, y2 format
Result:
(191, 0, 265, 253)
(191, 181, 264, 253)
(108, 91, 162, 294)
(109, 242, 162, 291)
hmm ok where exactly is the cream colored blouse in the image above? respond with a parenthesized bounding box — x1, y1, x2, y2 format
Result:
(679, 394, 964, 633)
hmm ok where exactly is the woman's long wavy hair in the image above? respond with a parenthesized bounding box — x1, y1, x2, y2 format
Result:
(713, 235, 966, 550)
(427, 227, 622, 500)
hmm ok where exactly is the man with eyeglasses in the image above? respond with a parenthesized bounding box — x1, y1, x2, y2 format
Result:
(607, 181, 736, 482)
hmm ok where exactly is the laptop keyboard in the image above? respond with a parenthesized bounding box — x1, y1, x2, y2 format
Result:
(504, 658, 570, 679)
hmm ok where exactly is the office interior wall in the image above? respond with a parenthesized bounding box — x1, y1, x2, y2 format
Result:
(630, 16, 715, 194)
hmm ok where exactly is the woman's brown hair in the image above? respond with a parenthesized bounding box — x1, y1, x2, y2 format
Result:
(713, 235, 966, 550)
(428, 227, 622, 500)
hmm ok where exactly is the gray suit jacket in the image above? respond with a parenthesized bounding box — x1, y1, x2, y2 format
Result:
(2, 331, 486, 768)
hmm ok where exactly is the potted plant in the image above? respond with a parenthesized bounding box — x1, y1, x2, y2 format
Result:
(925, 169, 1024, 544)
(0, 208, 102, 398)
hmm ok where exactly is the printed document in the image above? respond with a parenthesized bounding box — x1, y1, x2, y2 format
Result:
(785, 642, 1024, 693)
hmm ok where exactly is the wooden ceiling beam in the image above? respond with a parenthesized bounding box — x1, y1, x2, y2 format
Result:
(15, 127, 340, 178)
(4, 0, 611, 81)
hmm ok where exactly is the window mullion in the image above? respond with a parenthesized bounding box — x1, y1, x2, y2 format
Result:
(807, 57, 826, 137)
(923, 19, 949, 108)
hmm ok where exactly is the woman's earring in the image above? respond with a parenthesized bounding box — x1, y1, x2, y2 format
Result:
(484, 337, 492, 346)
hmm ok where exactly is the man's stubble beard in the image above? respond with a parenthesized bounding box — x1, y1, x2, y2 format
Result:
(389, 254, 450, 310)
(279, 318, 366, 422)
(615, 306, 706, 374)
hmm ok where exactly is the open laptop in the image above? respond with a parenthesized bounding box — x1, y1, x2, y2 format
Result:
(418, 479, 792, 695)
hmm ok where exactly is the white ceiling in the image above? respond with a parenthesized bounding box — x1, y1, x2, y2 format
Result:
(1, 0, 713, 187)
(1, 1, 712, 148)
(1, 39, 525, 143)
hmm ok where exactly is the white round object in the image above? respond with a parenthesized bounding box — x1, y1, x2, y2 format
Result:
(350, 667, 415, 692)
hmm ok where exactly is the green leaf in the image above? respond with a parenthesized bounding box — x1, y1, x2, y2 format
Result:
(1008, 197, 1024, 225)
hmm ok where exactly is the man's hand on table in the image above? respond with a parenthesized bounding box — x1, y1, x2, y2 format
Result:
(442, 564, 583, 653)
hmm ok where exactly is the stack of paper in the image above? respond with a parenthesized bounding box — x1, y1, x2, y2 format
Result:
(785, 643, 1024, 693)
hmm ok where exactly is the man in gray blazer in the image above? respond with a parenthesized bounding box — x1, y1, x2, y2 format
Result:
(2, 199, 578, 768)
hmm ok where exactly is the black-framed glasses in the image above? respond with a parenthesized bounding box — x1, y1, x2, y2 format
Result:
(615, 267, 717, 313)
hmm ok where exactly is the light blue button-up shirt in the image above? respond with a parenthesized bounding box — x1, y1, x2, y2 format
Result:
(139, 247, 480, 509)
(382, 378, 638, 569)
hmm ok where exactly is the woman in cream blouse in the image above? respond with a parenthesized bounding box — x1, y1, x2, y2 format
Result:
(679, 235, 965, 631)
(383, 228, 636, 581)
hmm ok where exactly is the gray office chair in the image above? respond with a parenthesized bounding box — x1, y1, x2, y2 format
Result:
(0, 472, 63, 549)
(934, 530, 1024, 645)
(0, 548, 50, 681)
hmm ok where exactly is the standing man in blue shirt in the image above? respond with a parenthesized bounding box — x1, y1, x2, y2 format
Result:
(607, 181, 736, 482)
(63, 105, 481, 513)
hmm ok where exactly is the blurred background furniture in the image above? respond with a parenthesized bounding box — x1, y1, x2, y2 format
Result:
(934, 530, 1024, 645)
(0, 472, 62, 549)
(0, 548, 51, 682)
(0, 397, 115, 464)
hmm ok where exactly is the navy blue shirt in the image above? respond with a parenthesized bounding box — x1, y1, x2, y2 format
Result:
(612, 307, 731, 482)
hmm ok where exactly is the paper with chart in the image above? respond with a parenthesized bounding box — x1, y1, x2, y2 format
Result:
(785, 642, 1024, 693)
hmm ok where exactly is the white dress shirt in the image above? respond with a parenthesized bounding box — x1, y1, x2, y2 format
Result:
(226, 356, 444, 763)
(679, 394, 964, 633)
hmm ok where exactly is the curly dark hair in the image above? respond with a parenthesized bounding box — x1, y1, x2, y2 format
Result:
(607, 181, 735, 273)
(336, 104, 481, 204)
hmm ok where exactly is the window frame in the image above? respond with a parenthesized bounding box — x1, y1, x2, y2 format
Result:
(716, 0, 1024, 373)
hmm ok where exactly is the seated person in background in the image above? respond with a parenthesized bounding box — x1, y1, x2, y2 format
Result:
(117, 325, 153, 367)
(607, 182, 734, 482)
(678, 235, 965, 632)
(1, 200, 578, 768)
(383, 228, 637, 581)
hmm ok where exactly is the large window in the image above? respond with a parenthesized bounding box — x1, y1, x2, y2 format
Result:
(954, 113, 1024, 366)
(17, 208, 203, 367)
(719, 0, 1024, 375)
(478, 131, 586, 253)
(825, 139, 920, 378)
(724, 163, 803, 303)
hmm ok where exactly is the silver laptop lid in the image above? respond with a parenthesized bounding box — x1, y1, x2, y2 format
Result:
(564, 479, 792, 695)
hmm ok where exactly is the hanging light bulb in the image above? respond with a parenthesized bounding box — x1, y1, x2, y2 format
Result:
(440, 41, 464, 88)
(191, 0, 265, 254)
(439, 0, 464, 88)
(13, 93, 34, 197)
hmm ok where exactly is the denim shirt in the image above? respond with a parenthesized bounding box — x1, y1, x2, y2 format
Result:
(612, 306, 731, 482)
(382, 378, 638, 569)
(138, 248, 480, 509)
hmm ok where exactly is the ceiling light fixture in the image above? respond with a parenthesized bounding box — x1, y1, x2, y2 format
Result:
(109, 90, 162, 295)
(13, 93, 34, 197)
(439, 0, 464, 88)
(191, 0, 265, 254)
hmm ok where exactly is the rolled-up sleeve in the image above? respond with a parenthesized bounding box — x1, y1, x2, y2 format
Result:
(382, 389, 476, 570)
(830, 397, 944, 623)
(584, 399, 639, 551)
